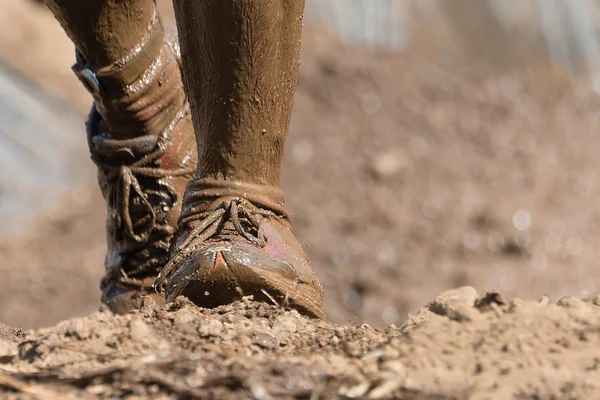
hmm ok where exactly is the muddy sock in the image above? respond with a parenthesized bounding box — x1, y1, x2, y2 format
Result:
(172, 0, 306, 187)
(46, 0, 185, 139)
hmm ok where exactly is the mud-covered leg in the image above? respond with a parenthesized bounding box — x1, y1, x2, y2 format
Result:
(173, 0, 305, 186)
(44, 0, 186, 140)
(159, 0, 324, 318)
(44, 0, 198, 313)
(45, 0, 155, 68)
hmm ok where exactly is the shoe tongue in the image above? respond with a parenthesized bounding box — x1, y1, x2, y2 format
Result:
(92, 134, 159, 161)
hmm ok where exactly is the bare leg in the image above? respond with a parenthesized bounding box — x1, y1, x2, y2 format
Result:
(158, 0, 324, 318)
(173, 0, 305, 186)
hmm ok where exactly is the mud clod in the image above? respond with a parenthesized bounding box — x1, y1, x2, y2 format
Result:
(429, 286, 479, 319)
(0, 340, 17, 364)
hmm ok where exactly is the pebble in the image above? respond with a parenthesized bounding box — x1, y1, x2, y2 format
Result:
(0, 339, 17, 363)
(249, 330, 279, 349)
(429, 286, 479, 319)
(339, 382, 371, 398)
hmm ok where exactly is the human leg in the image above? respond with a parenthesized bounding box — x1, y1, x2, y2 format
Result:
(45, 0, 197, 312)
(156, 0, 324, 318)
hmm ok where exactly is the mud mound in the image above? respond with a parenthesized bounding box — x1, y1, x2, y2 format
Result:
(1, 288, 599, 399)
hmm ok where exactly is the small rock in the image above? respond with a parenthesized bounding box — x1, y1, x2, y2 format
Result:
(490, 302, 504, 318)
(246, 378, 274, 400)
(339, 382, 371, 398)
(429, 286, 478, 318)
(0, 339, 17, 363)
(248, 330, 279, 349)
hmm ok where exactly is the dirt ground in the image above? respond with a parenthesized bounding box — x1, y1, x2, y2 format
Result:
(3, 289, 600, 399)
(3, 0, 600, 398)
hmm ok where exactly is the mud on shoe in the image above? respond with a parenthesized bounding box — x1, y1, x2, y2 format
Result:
(154, 179, 325, 319)
(76, 16, 197, 313)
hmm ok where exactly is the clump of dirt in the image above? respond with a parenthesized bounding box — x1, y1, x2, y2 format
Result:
(2, 289, 600, 399)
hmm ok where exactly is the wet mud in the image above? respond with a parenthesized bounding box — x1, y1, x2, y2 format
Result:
(44, 0, 156, 68)
(174, 0, 305, 186)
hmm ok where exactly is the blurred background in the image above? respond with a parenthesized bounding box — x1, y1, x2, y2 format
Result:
(3, 0, 600, 328)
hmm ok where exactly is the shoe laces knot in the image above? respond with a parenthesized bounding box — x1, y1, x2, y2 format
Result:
(154, 179, 290, 293)
(92, 131, 194, 289)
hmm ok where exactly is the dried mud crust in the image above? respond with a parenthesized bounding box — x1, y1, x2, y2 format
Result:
(2, 288, 600, 399)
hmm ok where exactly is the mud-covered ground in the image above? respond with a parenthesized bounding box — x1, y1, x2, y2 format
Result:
(3, 0, 600, 398)
(3, 289, 600, 399)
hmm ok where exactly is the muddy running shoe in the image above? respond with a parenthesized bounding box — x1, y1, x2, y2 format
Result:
(154, 179, 325, 319)
(75, 18, 197, 313)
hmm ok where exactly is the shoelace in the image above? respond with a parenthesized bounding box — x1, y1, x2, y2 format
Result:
(154, 198, 277, 292)
(93, 144, 194, 289)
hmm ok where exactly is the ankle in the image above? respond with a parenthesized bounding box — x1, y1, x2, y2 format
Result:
(196, 159, 284, 188)
(181, 177, 289, 218)
(97, 38, 186, 139)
